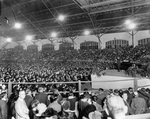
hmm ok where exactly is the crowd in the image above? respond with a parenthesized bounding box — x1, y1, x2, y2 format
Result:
(0, 44, 149, 119)
(0, 86, 149, 119)
(0, 45, 150, 63)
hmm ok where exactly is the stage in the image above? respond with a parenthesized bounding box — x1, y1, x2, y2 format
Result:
(83, 69, 150, 90)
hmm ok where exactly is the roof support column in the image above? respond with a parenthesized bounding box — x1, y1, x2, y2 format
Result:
(95, 28, 109, 49)
(70, 36, 77, 49)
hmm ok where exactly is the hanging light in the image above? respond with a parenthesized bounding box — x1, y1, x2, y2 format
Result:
(14, 22, 22, 29)
(84, 30, 90, 35)
(6, 37, 12, 42)
(58, 14, 65, 21)
(51, 32, 57, 37)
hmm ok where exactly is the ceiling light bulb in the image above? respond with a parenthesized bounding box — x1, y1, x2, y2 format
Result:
(84, 30, 90, 35)
(58, 14, 65, 21)
(125, 19, 132, 25)
(51, 32, 57, 37)
(25, 35, 33, 41)
(128, 23, 136, 30)
(6, 38, 12, 42)
(14, 22, 22, 29)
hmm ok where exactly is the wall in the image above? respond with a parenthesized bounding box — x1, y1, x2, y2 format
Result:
(2, 30, 150, 50)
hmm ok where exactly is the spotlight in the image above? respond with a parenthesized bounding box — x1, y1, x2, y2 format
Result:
(51, 32, 57, 38)
(6, 38, 12, 42)
(58, 14, 65, 21)
(25, 35, 33, 41)
(84, 30, 90, 35)
(14, 22, 22, 29)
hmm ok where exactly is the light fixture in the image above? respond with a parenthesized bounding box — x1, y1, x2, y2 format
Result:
(14, 22, 22, 29)
(125, 19, 132, 25)
(124, 19, 137, 30)
(6, 37, 12, 42)
(84, 30, 90, 35)
(58, 14, 65, 21)
(128, 23, 136, 30)
(25, 35, 33, 41)
(51, 32, 57, 37)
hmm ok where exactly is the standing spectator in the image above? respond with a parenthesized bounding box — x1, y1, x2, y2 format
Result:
(35, 86, 49, 106)
(8, 89, 19, 119)
(15, 90, 29, 119)
(131, 92, 147, 114)
(97, 88, 106, 106)
(24, 89, 34, 109)
(122, 92, 134, 115)
(0, 92, 8, 119)
(48, 94, 62, 114)
(24, 89, 34, 119)
(127, 87, 134, 105)
(68, 91, 77, 111)
(117, 57, 121, 72)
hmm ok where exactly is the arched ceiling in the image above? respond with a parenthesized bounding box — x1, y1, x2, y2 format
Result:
(0, 0, 150, 42)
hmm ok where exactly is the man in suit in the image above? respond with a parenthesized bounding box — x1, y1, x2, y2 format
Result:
(117, 57, 121, 72)
(24, 89, 34, 119)
(131, 92, 147, 114)
(24, 89, 34, 109)
(15, 90, 29, 119)
(35, 86, 49, 106)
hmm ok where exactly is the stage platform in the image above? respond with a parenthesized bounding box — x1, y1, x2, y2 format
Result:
(81, 69, 150, 90)
(100, 69, 129, 77)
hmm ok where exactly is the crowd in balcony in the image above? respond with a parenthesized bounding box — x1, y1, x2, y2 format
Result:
(0, 44, 150, 63)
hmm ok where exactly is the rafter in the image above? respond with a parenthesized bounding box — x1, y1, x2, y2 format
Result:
(2, 0, 76, 13)
(42, 0, 77, 44)
(19, 12, 52, 41)
(24, 12, 150, 33)
(73, 0, 97, 34)
(89, 0, 150, 14)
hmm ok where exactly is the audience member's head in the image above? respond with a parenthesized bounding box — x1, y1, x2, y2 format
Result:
(89, 111, 102, 119)
(122, 92, 128, 101)
(26, 89, 32, 96)
(106, 94, 127, 119)
(134, 91, 139, 97)
(38, 87, 44, 93)
(99, 88, 104, 94)
(128, 87, 133, 94)
(0, 92, 7, 100)
(19, 90, 26, 99)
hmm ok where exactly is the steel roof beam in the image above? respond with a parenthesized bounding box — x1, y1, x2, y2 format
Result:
(7, 3, 149, 24)
(25, 12, 150, 32)
(73, 0, 97, 34)
(81, 0, 127, 8)
(2, 0, 76, 12)
(19, 12, 52, 41)
(42, 0, 76, 44)
(14, 2, 76, 17)
(20, 9, 150, 26)
(27, 21, 150, 35)
(89, 0, 150, 14)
